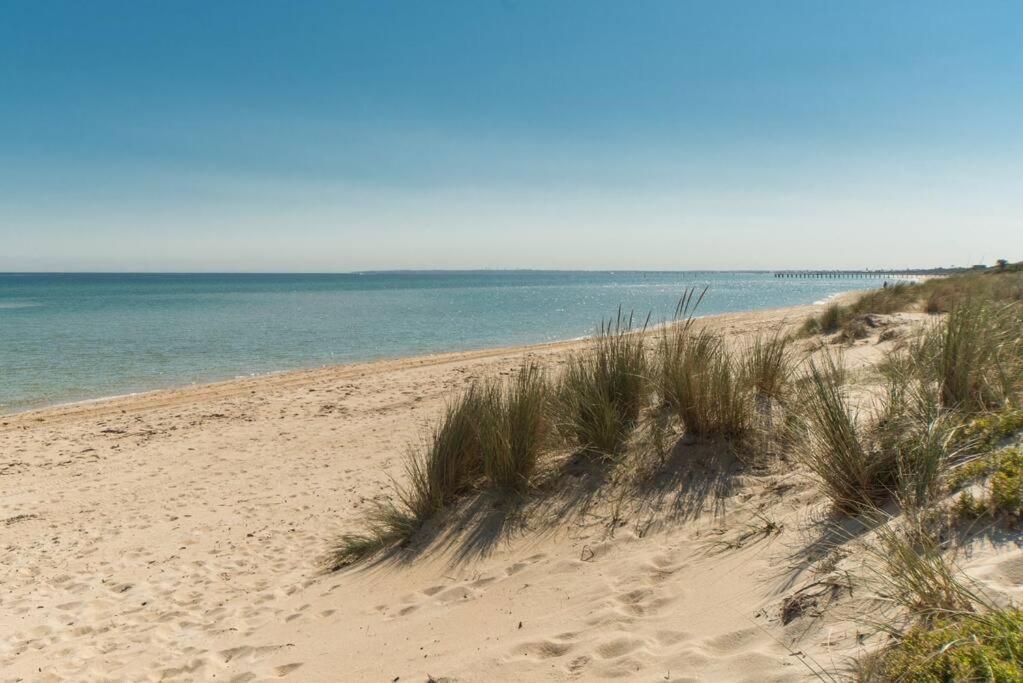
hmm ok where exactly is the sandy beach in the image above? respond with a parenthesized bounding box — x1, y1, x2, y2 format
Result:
(3, 298, 1020, 682)
(6, 2, 1021, 678)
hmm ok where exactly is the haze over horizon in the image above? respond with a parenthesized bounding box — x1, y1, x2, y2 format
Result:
(2, 1, 1021, 272)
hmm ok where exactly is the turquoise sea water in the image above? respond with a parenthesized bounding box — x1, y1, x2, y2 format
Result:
(0, 272, 866, 413)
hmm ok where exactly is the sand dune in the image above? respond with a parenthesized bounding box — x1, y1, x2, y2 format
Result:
(3, 300, 1020, 681)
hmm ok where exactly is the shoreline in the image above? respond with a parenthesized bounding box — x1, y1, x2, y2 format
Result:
(2, 273, 878, 418)
(0, 296, 854, 425)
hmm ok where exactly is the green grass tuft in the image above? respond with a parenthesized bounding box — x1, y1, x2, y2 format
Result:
(480, 363, 554, 492)
(557, 308, 649, 458)
(794, 353, 898, 513)
(655, 289, 776, 442)
(407, 383, 491, 516)
(868, 518, 978, 618)
(742, 331, 793, 402)
(658, 328, 754, 441)
(325, 498, 420, 569)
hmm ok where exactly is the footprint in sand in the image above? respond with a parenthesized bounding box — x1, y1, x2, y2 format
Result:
(567, 654, 591, 673)
(274, 662, 304, 677)
(512, 639, 574, 659)
(653, 629, 692, 646)
(595, 636, 648, 659)
(505, 552, 548, 576)
(435, 585, 478, 604)
(700, 626, 762, 654)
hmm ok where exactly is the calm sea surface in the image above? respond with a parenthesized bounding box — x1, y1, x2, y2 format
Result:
(0, 271, 866, 413)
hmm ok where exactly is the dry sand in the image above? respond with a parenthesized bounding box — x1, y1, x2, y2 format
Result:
(3, 300, 1021, 682)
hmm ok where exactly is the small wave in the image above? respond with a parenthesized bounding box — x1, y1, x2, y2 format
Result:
(812, 292, 846, 306)
(0, 301, 40, 310)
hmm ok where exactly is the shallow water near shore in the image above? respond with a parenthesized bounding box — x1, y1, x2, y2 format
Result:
(0, 271, 865, 412)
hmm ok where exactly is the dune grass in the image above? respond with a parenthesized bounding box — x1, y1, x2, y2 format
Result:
(326, 498, 420, 569)
(329, 365, 562, 566)
(867, 518, 977, 618)
(407, 383, 491, 515)
(324, 270, 1023, 678)
(883, 298, 1023, 417)
(797, 338, 971, 514)
(655, 289, 784, 442)
(873, 358, 964, 509)
(327, 381, 499, 567)
(794, 353, 900, 513)
(800, 266, 1023, 340)
(801, 302, 844, 335)
(742, 331, 793, 403)
(480, 363, 553, 492)
(658, 327, 752, 440)
(932, 302, 1023, 411)
(328, 269, 1021, 575)
(557, 308, 649, 458)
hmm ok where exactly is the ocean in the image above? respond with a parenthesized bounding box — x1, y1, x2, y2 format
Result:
(0, 271, 866, 413)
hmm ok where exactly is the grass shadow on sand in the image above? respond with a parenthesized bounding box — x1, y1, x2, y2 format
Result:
(331, 435, 747, 572)
(631, 439, 742, 525)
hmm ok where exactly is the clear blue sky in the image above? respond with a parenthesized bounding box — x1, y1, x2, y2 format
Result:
(2, 1, 1020, 271)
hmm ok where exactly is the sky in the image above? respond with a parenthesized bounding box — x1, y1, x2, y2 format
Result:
(1, 1, 1021, 272)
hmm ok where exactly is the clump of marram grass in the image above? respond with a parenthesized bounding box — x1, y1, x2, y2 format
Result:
(326, 498, 419, 569)
(658, 329, 754, 441)
(893, 416, 963, 511)
(866, 516, 977, 618)
(905, 300, 1023, 412)
(800, 285, 917, 338)
(873, 357, 965, 509)
(655, 288, 770, 442)
(742, 331, 793, 403)
(795, 343, 970, 514)
(801, 302, 844, 336)
(794, 353, 896, 513)
(328, 366, 561, 568)
(940, 302, 1023, 411)
(406, 382, 492, 515)
(557, 308, 649, 458)
(480, 363, 554, 492)
(326, 385, 492, 568)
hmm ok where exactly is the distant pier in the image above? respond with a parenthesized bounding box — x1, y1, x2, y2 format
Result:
(772, 270, 919, 280)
